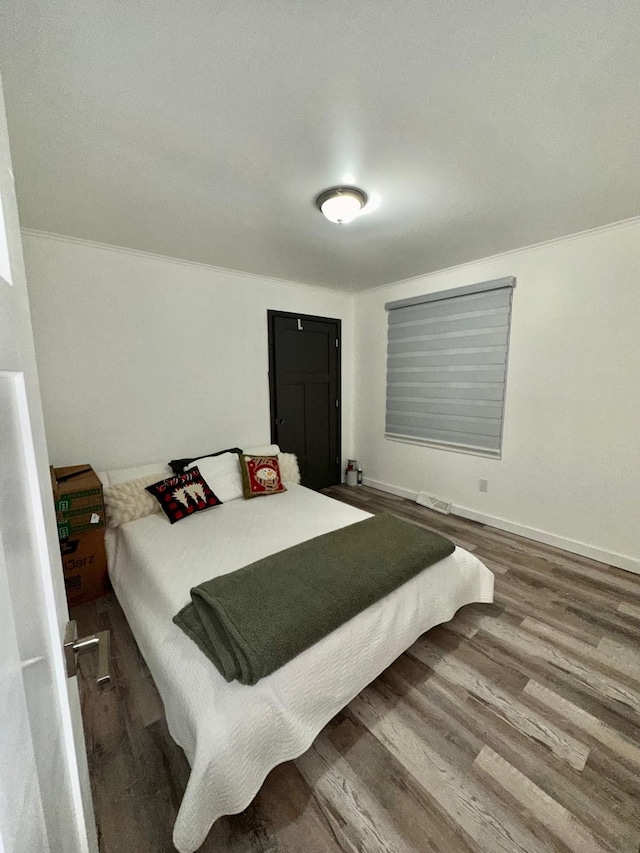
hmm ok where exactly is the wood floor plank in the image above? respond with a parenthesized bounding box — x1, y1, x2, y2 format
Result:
(439, 611, 481, 638)
(597, 636, 640, 683)
(563, 601, 640, 647)
(296, 733, 421, 853)
(519, 617, 640, 694)
(475, 556, 508, 574)
(465, 624, 640, 743)
(470, 526, 625, 579)
(493, 583, 604, 648)
(583, 745, 640, 805)
(474, 616, 640, 714)
(401, 662, 640, 852)
(348, 688, 554, 853)
(473, 746, 613, 853)
(326, 711, 479, 853)
(409, 635, 591, 770)
(478, 545, 629, 616)
(72, 483, 640, 853)
(103, 596, 164, 729)
(424, 622, 531, 694)
(523, 680, 640, 768)
(618, 602, 640, 620)
(377, 657, 485, 761)
(219, 760, 347, 853)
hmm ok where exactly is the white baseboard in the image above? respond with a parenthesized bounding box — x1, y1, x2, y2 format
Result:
(362, 477, 640, 576)
(362, 477, 418, 502)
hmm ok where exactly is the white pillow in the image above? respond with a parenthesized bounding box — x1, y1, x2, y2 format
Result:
(100, 462, 171, 486)
(186, 452, 243, 503)
(244, 444, 280, 456)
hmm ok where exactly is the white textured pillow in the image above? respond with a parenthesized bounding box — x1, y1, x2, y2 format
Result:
(103, 474, 162, 528)
(279, 452, 301, 484)
(186, 453, 243, 502)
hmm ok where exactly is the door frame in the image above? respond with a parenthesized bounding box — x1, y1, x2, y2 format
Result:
(0, 71, 96, 851)
(267, 310, 342, 486)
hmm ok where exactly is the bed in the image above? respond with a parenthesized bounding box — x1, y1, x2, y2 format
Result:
(100, 461, 494, 853)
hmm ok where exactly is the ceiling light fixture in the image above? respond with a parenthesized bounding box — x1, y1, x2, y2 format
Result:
(315, 186, 368, 224)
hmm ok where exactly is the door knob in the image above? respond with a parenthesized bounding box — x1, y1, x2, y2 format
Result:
(64, 620, 111, 687)
(276, 418, 285, 425)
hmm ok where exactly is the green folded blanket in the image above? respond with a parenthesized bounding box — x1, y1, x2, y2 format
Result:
(174, 512, 455, 685)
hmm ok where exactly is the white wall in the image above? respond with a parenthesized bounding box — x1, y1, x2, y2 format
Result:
(354, 219, 640, 572)
(22, 220, 640, 572)
(22, 232, 355, 473)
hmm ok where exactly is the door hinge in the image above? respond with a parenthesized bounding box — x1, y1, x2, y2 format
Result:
(335, 338, 339, 347)
(336, 456, 339, 465)
(297, 318, 303, 331)
(335, 399, 339, 408)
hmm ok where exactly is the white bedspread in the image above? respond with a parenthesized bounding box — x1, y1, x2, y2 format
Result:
(102, 477, 494, 852)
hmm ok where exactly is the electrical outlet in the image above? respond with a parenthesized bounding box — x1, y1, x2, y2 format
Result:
(479, 479, 488, 493)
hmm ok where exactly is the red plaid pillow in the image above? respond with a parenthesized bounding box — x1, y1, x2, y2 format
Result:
(145, 467, 222, 523)
(240, 455, 286, 499)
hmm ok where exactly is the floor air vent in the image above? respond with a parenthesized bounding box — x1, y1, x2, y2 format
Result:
(416, 492, 452, 515)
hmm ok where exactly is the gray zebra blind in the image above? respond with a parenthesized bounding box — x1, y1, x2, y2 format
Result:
(385, 277, 515, 455)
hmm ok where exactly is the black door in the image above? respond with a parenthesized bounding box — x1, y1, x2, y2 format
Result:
(268, 311, 341, 490)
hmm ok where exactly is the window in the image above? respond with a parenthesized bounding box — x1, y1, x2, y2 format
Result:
(385, 276, 515, 457)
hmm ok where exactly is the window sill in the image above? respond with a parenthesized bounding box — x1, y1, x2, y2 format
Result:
(384, 433, 502, 460)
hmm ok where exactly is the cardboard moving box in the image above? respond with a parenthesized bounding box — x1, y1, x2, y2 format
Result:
(51, 465, 108, 606)
(61, 528, 109, 606)
(51, 464, 102, 507)
(51, 464, 105, 541)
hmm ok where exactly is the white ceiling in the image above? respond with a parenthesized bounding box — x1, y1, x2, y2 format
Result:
(1, 1, 639, 291)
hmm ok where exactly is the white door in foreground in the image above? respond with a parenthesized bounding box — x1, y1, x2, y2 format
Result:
(0, 72, 97, 852)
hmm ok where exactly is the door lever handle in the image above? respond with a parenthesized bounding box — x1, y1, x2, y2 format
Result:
(64, 620, 111, 687)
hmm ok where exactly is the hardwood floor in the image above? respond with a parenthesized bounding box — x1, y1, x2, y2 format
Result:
(72, 484, 640, 853)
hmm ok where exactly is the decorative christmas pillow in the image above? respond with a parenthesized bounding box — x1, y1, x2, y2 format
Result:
(240, 454, 287, 499)
(145, 467, 222, 523)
